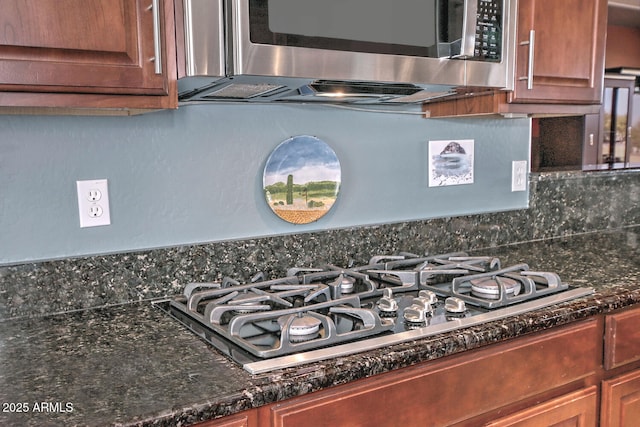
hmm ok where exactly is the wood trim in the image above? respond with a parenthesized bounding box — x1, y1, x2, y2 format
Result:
(422, 92, 509, 118)
(196, 410, 258, 427)
(422, 92, 601, 118)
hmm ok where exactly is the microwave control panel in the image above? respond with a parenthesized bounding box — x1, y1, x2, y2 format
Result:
(474, 0, 502, 61)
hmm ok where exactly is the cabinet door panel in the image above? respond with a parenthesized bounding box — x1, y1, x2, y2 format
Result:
(513, 0, 606, 104)
(0, 0, 167, 95)
(604, 306, 640, 370)
(601, 370, 640, 427)
(486, 387, 598, 427)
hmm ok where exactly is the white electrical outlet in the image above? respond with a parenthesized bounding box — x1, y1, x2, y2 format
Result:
(76, 179, 111, 228)
(511, 161, 528, 192)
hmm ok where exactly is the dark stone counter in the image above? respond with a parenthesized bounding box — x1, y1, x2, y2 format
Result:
(1, 227, 639, 426)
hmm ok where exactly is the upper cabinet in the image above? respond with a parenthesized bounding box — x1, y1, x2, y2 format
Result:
(423, 0, 608, 117)
(511, 0, 607, 104)
(606, 1, 640, 70)
(0, 0, 177, 113)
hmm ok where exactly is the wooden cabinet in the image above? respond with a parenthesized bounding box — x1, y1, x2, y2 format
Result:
(201, 305, 640, 427)
(0, 0, 177, 112)
(601, 306, 640, 426)
(601, 370, 640, 427)
(604, 302, 640, 370)
(422, 0, 607, 118)
(485, 386, 598, 427)
(511, 0, 606, 104)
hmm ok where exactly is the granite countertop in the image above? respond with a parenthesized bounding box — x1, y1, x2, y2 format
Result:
(1, 227, 639, 427)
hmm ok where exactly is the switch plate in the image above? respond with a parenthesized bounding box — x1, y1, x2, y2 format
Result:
(511, 161, 527, 192)
(76, 179, 111, 228)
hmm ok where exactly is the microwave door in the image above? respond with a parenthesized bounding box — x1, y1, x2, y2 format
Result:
(433, 0, 473, 58)
(234, 0, 468, 86)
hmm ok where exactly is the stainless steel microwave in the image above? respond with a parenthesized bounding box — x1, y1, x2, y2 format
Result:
(177, 0, 517, 104)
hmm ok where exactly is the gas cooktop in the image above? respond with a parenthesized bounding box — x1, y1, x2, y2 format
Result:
(155, 252, 593, 374)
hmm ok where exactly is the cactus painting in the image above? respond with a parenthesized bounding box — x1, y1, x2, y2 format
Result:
(263, 135, 341, 224)
(286, 174, 294, 205)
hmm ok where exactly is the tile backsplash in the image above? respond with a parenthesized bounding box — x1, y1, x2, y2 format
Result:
(1, 170, 638, 320)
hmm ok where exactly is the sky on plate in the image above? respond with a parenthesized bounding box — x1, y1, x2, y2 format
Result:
(264, 136, 341, 185)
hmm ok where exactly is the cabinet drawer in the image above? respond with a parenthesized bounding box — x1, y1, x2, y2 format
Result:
(485, 386, 598, 427)
(268, 320, 600, 427)
(605, 307, 640, 370)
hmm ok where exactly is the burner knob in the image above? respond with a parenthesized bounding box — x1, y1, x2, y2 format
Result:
(418, 290, 438, 305)
(403, 298, 433, 324)
(377, 288, 398, 313)
(445, 297, 466, 313)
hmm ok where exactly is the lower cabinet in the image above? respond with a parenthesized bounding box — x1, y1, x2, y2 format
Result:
(601, 304, 640, 427)
(486, 387, 598, 427)
(601, 370, 640, 427)
(200, 305, 640, 427)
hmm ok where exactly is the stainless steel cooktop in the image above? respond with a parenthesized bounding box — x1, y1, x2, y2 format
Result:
(156, 252, 593, 374)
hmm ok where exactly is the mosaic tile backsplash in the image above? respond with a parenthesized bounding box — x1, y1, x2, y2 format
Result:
(1, 170, 638, 320)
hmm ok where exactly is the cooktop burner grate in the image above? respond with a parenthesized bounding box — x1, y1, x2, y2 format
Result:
(155, 251, 593, 374)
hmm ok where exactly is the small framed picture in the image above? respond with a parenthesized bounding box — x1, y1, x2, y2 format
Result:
(428, 139, 474, 187)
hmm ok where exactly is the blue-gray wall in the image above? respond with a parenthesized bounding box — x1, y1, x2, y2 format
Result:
(0, 103, 530, 265)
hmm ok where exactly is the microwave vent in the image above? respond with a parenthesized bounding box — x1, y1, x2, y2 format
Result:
(304, 80, 455, 103)
(386, 90, 456, 103)
(202, 83, 286, 99)
(310, 80, 424, 97)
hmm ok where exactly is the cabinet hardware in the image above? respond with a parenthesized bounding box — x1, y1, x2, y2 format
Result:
(149, 0, 162, 74)
(519, 30, 535, 90)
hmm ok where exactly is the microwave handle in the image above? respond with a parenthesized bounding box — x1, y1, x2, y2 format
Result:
(519, 30, 536, 90)
(460, 0, 480, 58)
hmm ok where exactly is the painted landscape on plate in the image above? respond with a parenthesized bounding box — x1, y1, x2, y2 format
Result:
(263, 136, 341, 224)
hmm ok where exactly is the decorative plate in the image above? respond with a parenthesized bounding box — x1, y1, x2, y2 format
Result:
(263, 135, 341, 224)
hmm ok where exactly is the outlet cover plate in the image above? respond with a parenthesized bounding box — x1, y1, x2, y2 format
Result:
(511, 161, 527, 192)
(77, 179, 111, 228)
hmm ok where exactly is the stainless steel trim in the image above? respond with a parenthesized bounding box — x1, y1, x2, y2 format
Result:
(460, 0, 479, 57)
(150, 0, 162, 74)
(526, 30, 535, 90)
(243, 287, 594, 374)
(519, 30, 535, 90)
(183, 0, 225, 77)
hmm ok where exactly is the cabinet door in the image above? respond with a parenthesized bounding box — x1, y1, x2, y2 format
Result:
(604, 306, 640, 370)
(600, 77, 636, 169)
(485, 387, 598, 427)
(512, 0, 606, 104)
(0, 0, 168, 96)
(601, 369, 640, 427)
